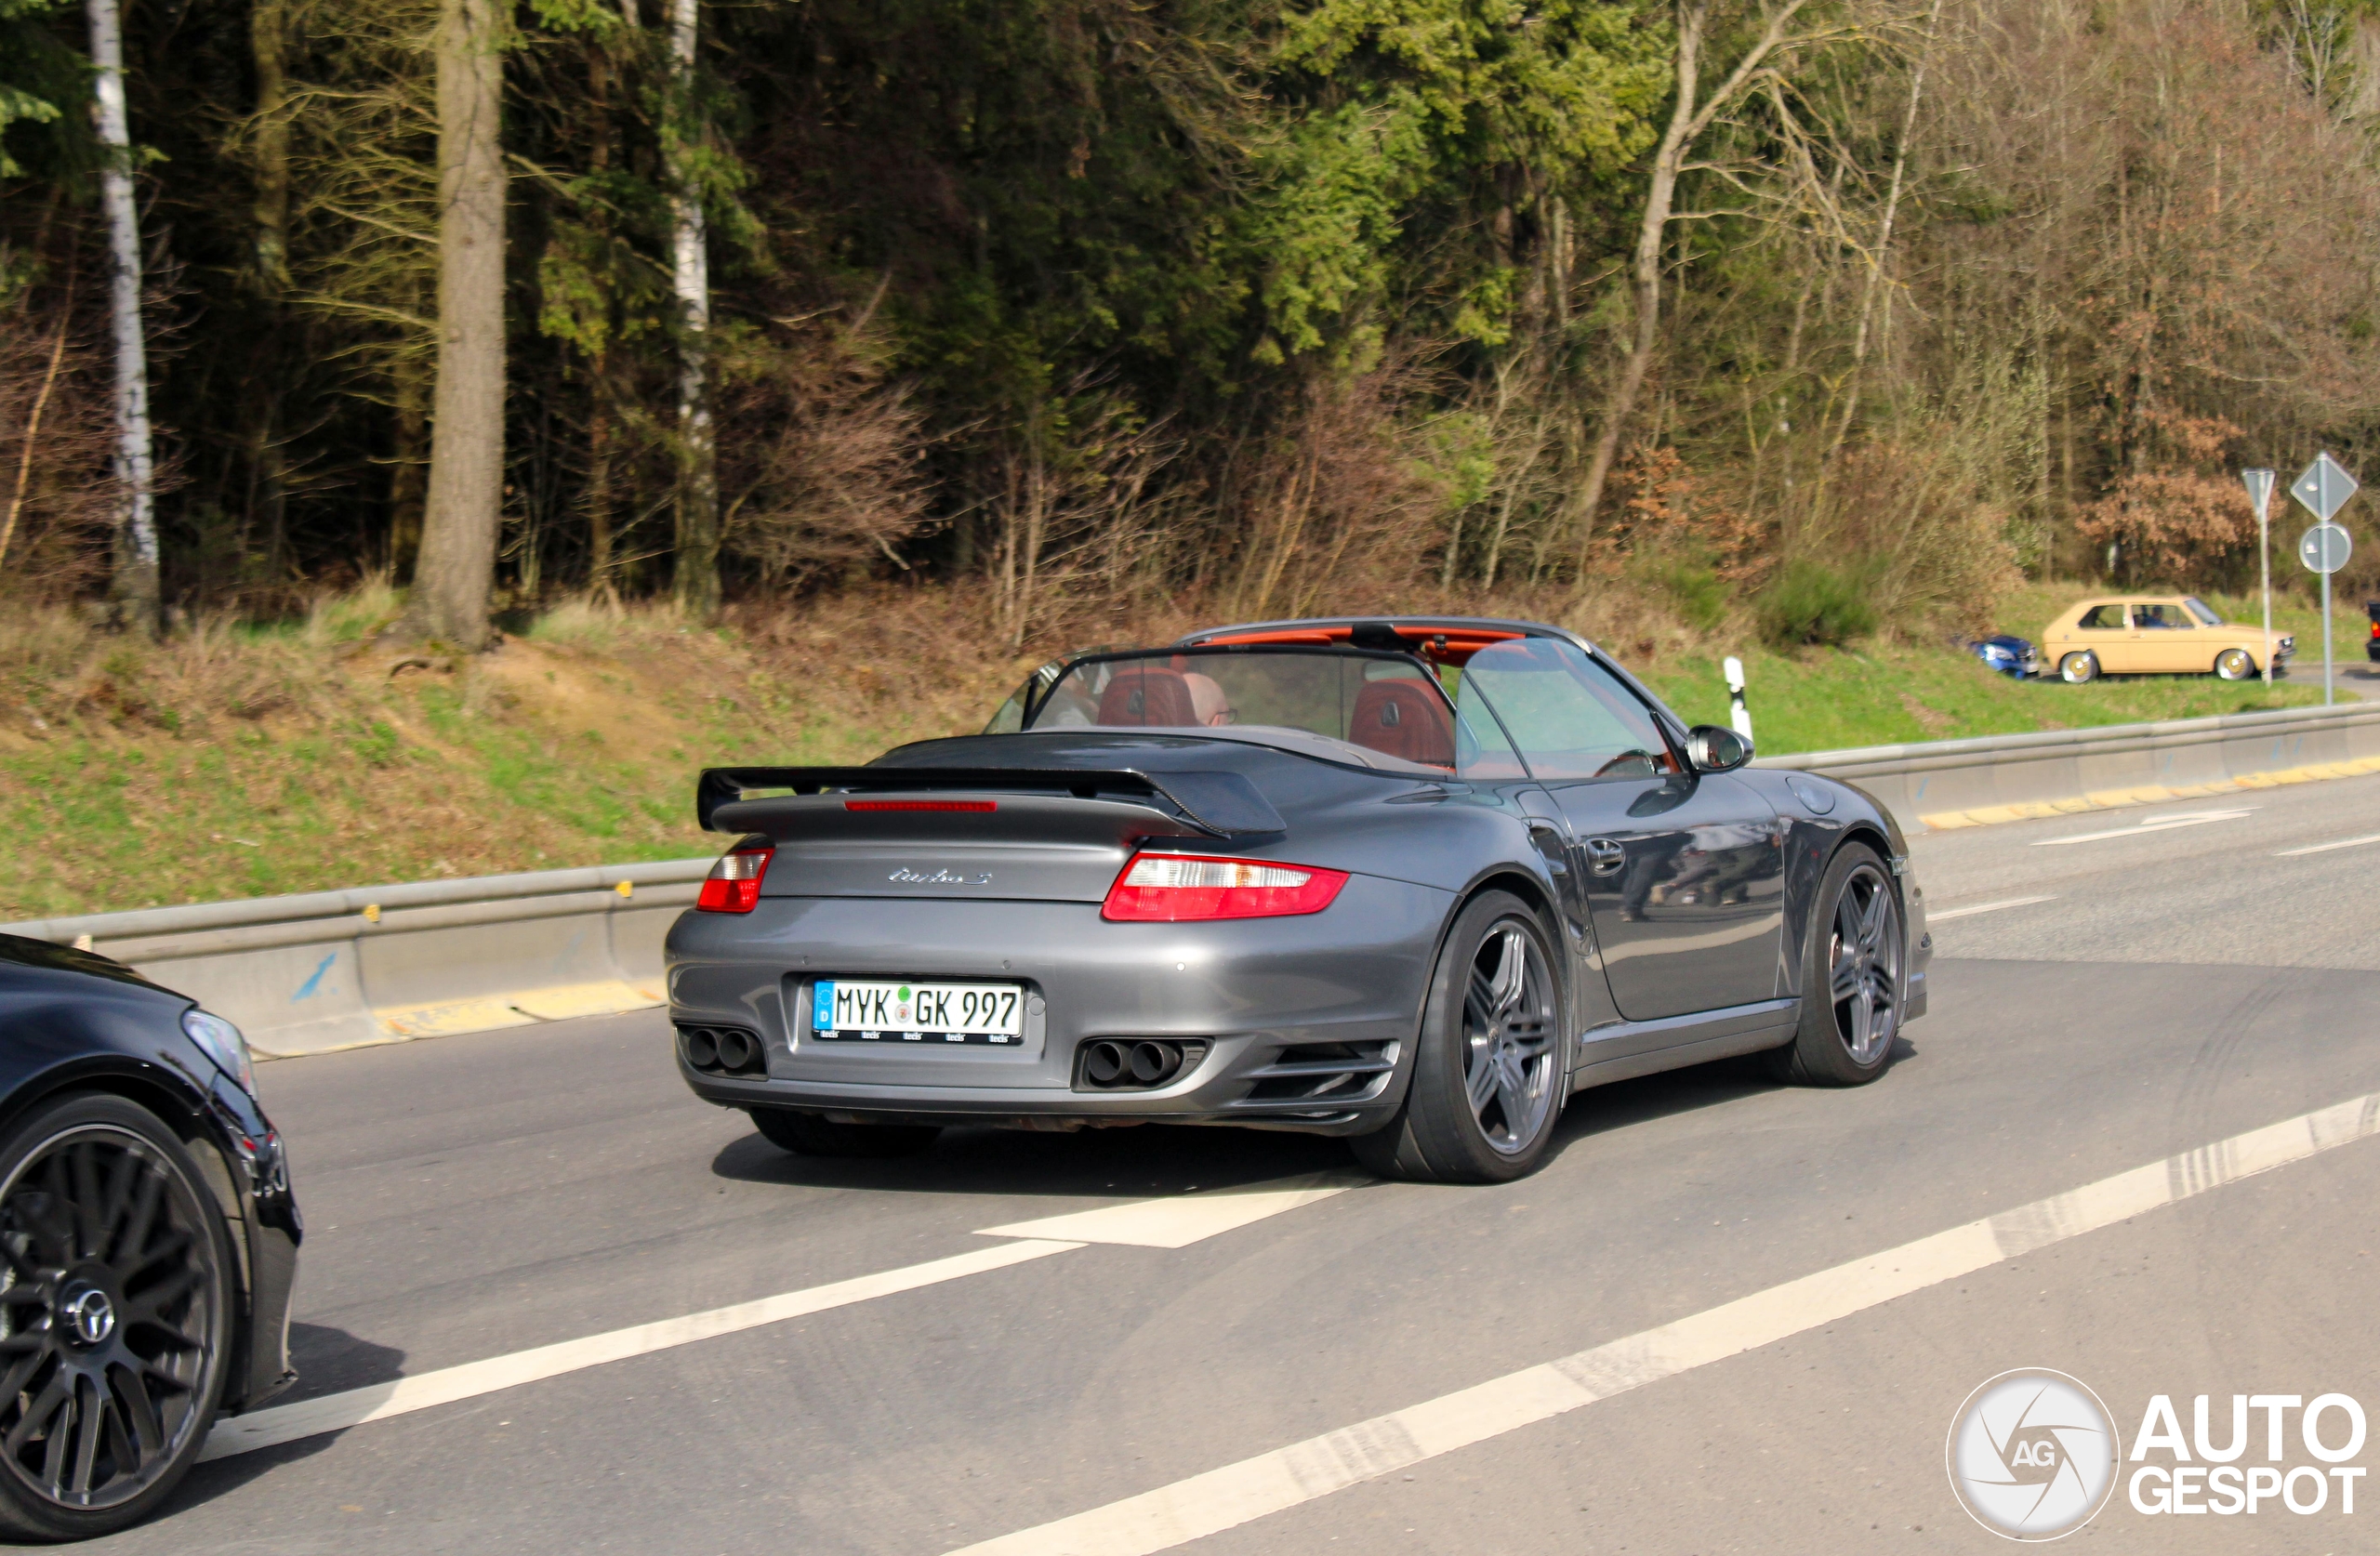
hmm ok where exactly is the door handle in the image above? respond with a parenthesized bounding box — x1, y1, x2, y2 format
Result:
(1584, 838, 1626, 875)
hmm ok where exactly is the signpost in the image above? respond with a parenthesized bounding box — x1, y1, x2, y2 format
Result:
(2242, 468, 2275, 687)
(2290, 452, 2360, 705)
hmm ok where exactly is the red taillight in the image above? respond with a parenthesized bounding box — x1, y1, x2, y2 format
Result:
(843, 799, 998, 812)
(1100, 852, 1349, 922)
(695, 847, 774, 913)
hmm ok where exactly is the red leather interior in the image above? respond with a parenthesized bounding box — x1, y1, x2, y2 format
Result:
(1347, 681, 1455, 767)
(1097, 666, 1199, 725)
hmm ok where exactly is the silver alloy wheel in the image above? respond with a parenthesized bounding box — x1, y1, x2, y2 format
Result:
(1827, 864, 1902, 1066)
(2215, 648, 2252, 681)
(2059, 652, 2097, 684)
(1461, 923, 1558, 1155)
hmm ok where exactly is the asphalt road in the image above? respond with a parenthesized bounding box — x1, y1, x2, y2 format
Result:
(85, 772, 2380, 1553)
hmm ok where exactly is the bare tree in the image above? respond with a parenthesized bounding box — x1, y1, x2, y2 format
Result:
(1571, 0, 1881, 567)
(85, 0, 159, 633)
(406, 0, 506, 646)
(667, 0, 720, 617)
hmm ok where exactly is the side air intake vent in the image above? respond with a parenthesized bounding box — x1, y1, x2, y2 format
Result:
(1235, 1040, 1399, 1105)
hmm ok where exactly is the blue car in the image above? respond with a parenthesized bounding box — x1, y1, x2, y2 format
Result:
(1970, 634, 2040, 679)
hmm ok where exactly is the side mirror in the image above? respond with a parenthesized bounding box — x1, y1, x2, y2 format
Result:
(1686, 724, 1752, 773)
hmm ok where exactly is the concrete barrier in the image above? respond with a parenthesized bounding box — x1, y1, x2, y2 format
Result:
(1756, 701, 2380, 833)
(8, 700, 2380, 1058)
(1, 861, 707, 1058)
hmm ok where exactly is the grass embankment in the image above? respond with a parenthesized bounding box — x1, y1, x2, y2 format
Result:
(1640, 584, 2344, 752)
(0, 580, 2362, 920)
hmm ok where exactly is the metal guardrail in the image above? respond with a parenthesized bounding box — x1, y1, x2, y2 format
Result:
(3, 860, 710, 1059)
(1756, 700, 2380, 829)
(8, 699, 2379, 1057)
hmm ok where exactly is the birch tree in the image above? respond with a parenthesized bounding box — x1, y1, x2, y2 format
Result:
(85, 0, 158, 633)
(407, 0, 506, 646)
(667, 0, 719, 616)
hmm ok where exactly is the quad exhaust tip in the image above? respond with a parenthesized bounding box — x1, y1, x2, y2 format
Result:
(1076, 1037, 1208, 1091)
(681, 1024, 765, 1077)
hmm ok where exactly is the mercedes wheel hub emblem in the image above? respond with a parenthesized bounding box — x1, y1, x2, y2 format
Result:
(61, 1286, 115, 1347)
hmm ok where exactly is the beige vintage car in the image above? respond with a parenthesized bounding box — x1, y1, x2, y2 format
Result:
(2040, 595, 2293, 683)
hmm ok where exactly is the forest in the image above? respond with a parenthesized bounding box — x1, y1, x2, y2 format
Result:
(6, 0, 2380, 651)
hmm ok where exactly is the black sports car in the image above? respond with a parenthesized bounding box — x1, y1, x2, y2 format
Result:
(669, 617, 1929, 1183)
(0, 934, 299, 1540)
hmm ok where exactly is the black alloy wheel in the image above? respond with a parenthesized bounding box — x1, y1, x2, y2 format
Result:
(748, 1109, 941, 1159)
(1353, 890, 1565, 1183)
(1766, 842, 1904, 1087)
(0, 1095, 232, 1542)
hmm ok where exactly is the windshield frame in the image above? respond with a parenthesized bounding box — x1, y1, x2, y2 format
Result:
(1016, 642, 1524, 777)
(1023, 642, 1452, 727)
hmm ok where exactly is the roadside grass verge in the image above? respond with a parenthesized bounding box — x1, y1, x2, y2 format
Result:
(1, 578, 2363, 919)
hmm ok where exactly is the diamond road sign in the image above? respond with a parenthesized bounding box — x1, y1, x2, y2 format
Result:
(2300, 522, 2353, 574)
(2290, 451, 2359, 521)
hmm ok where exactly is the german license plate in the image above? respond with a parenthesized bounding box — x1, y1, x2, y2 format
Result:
(810, 980, 1025, 1045)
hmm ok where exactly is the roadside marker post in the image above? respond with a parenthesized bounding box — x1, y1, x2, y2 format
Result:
(2292, 452, 2358, 706)
(1724, 655, 1752, 745)
(2242, 468, 2275, 687)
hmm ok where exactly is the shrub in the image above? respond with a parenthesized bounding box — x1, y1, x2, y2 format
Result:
(1635, 554, 1728, 633)
(1757, 560, 1878, 647)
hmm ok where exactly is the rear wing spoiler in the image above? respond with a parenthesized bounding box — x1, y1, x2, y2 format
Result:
(695, 766, 1285, 838)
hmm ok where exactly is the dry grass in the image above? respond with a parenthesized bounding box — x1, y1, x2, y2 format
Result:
(2, 574, 2341, 921)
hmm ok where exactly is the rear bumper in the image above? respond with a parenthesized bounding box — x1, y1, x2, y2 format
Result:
(665, 879, 1449, 1134)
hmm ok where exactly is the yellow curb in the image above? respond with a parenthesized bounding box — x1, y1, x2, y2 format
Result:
(1918, 756, 2378, 831)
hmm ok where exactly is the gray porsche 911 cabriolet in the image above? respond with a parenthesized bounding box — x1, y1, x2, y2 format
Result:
(667, 616, 1928, 1182)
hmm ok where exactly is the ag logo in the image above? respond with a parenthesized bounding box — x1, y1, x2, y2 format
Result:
(1947, 1369, 2121, 1540)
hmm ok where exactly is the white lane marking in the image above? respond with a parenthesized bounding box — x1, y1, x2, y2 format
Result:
(2030, 809, 2254, 847)
(2277, 831, 2380, 857)
(1925, 894, 2056, 922)
(976, 1171, 1367, 1249)
(204, 1168, 1366, 1461)
(944, 1089, 2380, 1556)
(201, 1239, 1082, 1462)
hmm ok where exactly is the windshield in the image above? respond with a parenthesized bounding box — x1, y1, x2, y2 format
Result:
(2183, 596, 2223, 626)
(1013, 647, 1517, 774)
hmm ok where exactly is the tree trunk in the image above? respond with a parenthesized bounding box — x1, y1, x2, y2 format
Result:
(86, 0, 160, 634)
(250, 0, 292, 290)
(668, 0, 720, 617)
(1831, 0, 1940, 454)
(408, 0, 506, 647)
(1571, 2, 1705, 572)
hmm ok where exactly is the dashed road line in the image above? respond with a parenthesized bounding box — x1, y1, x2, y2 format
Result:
(977, 1171, 1363, 1248)
(1925, 894, 2056, 922)
(2030, 809, 2254, 847)
(202, 1239, 1081, 1461)
(942, 1088, 2380, 1556)
(204, 1171, 1365, 1462)
(2276, 831, 2380, 857)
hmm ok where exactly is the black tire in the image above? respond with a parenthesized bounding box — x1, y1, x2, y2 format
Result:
(2058, 651, 2098, 684)
(0, 1093, 235, 1543)
(747, 1109, 940, 1159)
(1765, 842, 1906, 1088)
(1350, 891, 1565, 1184)
(2215, 648, 2253, 681)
